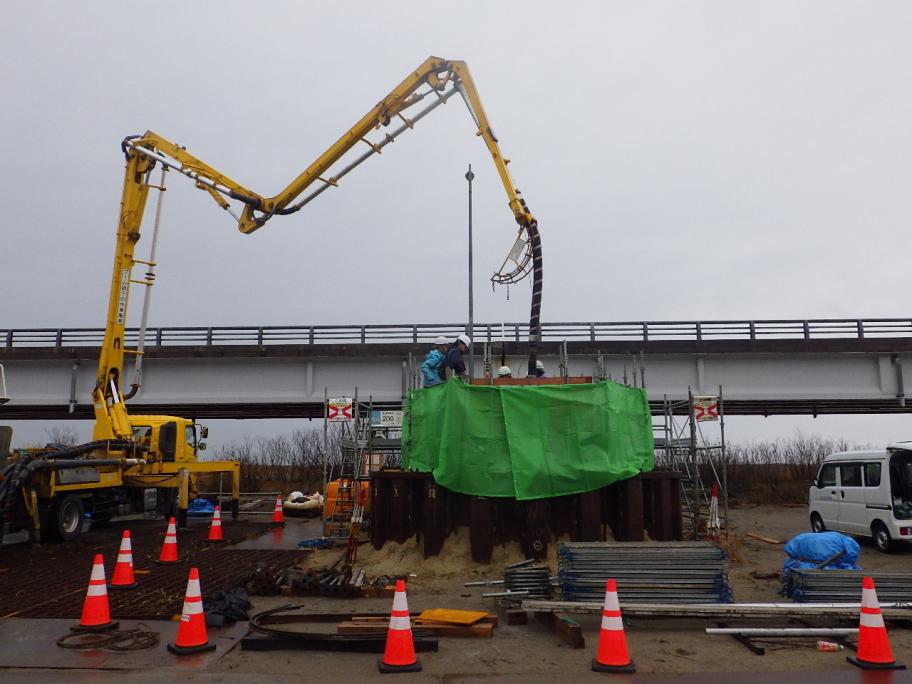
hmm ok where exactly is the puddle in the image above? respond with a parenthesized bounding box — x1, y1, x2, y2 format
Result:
(230, 517, 322, 549)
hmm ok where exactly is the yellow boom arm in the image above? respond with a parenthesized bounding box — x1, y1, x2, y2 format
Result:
(96, 56, 542, 438)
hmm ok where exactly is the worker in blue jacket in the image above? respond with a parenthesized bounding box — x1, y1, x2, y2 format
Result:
(421, 336, 449, 387)
(440, 334, 471, 381)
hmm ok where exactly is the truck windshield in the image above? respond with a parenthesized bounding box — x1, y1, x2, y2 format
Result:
(185, 425, 196, 452)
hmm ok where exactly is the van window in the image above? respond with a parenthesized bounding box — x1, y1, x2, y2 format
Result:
(840, 464, 862, 487)
(864, 463, 882, 487)
(818, 464, 838, 487)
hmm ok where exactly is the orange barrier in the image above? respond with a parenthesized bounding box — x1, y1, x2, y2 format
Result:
(847, 576, 906, 670)
(378, 579, 421, 673)
(157, 517, 179, 564)
(271, 496, 285, 525)
(206, 505, 225, 542)
(591, 579, 635, 673)
(110, 530, 137, 589)
(168, 567, 216, 655)
(73, 554, 118, 632)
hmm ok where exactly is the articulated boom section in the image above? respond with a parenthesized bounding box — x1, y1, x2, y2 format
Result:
(116, 57, 542, 368)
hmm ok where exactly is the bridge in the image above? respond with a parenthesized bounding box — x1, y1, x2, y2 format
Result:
(3, 318, 912, 420)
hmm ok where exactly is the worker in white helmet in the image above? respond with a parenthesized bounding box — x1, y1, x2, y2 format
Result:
(441, 334, 472, 380)
(533, 359, 546, 378)
(420, 335, 449, 387)
(497, 365, 512, 378)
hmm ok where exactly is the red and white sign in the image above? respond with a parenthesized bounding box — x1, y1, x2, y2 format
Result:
(327, 397, 353, 422)
(693, 396, 719, 422)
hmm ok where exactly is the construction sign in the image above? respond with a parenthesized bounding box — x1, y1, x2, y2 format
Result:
(327, 397, 353, 422)
(693, 396, 719, 422)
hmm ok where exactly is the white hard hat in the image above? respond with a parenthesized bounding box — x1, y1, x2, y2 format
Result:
(434, 335, 448, 345)
(536, 360, 545, 370)
(457, 334, 472, 347)
(497, 365, 512, 377)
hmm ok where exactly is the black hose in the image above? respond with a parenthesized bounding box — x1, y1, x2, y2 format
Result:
(526, 219, 543, 376)
(0, 440, 138, 516)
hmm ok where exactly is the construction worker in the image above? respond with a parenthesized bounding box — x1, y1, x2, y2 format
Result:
(497, 365, 512, 378)
(533, 360, 546, 377)
(441, 334, 471, 380)
(421, 336, 449, 387)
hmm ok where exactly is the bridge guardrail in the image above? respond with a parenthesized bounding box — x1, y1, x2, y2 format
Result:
(4, 319, 912, 349)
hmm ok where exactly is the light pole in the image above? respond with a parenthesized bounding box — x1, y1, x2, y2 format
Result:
(466, 164, 475, 378)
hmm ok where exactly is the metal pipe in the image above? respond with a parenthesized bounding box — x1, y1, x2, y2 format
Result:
(481, 590, 529, 598)
(277, 87, 459, 214)
(466, 163, 475, 379)
(127, 166, 168, 398)
(706, 628, 857, 636)
(68, 362, 78, 413)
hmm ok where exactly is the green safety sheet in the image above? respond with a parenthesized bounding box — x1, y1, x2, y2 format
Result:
(401, 379, 654, 500)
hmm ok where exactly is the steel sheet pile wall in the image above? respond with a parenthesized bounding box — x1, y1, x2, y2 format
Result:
(557, 541, 733, 604)
(370, 471, 683, 562)
(788, 570, 912, 603)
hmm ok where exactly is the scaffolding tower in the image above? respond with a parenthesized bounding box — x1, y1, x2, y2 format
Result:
(323, 393, 402, 543)
(655, 387, 728, 539)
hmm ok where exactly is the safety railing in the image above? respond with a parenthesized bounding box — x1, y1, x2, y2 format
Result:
(3, 319, 912, 349)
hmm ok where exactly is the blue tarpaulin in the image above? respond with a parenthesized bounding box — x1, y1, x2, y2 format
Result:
(783, 531, 861, 578)
(188, 498, 215, 516)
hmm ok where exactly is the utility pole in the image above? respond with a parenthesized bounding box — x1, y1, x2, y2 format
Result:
(466, 164, 475, 378)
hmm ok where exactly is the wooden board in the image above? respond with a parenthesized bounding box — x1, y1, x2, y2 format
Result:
(338, 621, 494, 638)
(350, 615, 498, 627)
(416, 609, 488, 625)
(534, 612, 585, 649)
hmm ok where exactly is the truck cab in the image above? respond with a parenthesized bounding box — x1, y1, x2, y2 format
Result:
(125, 415, 208, 463)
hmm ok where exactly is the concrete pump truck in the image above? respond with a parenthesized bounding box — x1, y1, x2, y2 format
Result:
(1, 56, 541, 543)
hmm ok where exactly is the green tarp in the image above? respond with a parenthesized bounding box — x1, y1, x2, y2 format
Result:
(401, 379, 654, 500)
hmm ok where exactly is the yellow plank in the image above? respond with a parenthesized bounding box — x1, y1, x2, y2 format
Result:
(416, 609, 488, 626)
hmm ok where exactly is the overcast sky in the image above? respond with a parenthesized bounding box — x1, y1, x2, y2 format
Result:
(3, 1, 912, 447)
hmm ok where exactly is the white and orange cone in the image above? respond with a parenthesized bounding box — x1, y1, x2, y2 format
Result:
(206, 505, 225, 543)
(167, 567, 216, 655)
(378, 579, 421, 673)
(847, 576, 905, 670)
(157, 517, 179, 564)
(591, 579, 635, 673)
(271, 496, 285, 525)
(110, 530, 138, 589)
(72, 554, 119, 632)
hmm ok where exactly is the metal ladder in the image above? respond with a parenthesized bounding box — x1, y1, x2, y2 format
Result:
(657, 392, 728, 539)
(324, 426, 368, 540)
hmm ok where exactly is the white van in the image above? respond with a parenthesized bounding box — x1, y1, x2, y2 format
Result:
(809, 443, 912, 552)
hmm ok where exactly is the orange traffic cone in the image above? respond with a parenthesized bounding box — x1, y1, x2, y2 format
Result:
(378, 579, 421, 673)
(847, 576, 905, 670)
(206, 505, 225, 543)
(167, 567, 216, 655)
(157, 517, 179, 564)
(591, 579, 635, 673)
(110, 530, 137, 589)
(271, 496, 285, 525)
(72, 554, 119, 632)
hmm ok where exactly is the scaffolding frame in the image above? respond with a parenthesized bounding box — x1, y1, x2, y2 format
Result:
(656, 386, 728, 539)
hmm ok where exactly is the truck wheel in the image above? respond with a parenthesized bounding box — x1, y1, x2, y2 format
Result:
(872, 522, 893, 553)
(810, 513, 825, 533)
(49, 494, 85, 542)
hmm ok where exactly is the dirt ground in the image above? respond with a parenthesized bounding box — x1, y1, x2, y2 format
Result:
(210, 505, 912, 680)
(3, 505, 912, 681)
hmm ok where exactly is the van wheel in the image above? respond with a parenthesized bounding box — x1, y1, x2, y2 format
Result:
(810, 513, 825, 533)
(872, 522, 893, 553)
